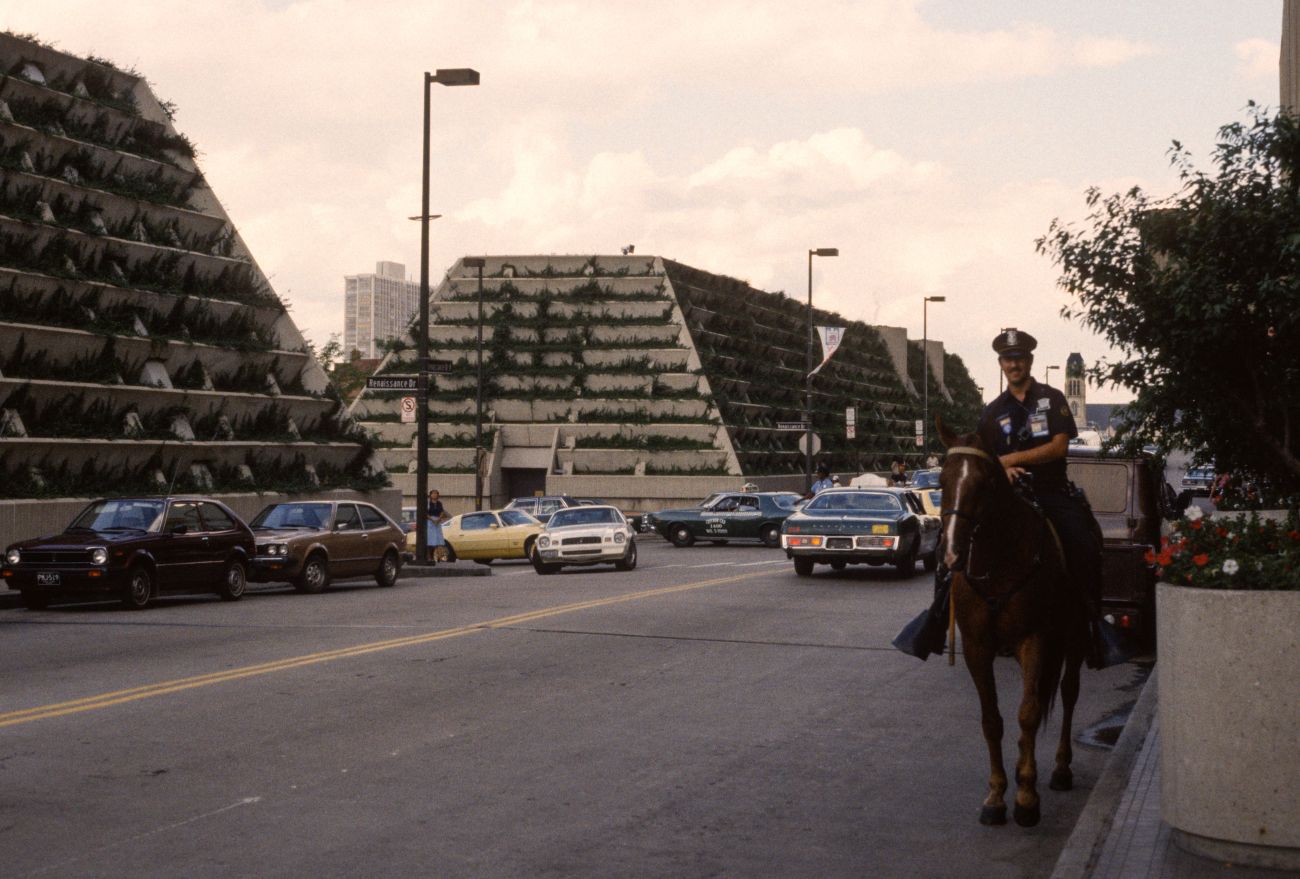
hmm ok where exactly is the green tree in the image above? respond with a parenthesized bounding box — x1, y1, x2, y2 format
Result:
(1038, 104, 1300, 499)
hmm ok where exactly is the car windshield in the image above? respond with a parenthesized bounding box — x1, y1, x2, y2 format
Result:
(911, 470, 941, 489)
(69, 499, 165, 532)
(252, 502, 333, 529)
(549, 507, 622, 528)
(770, 494, 801, 510)
(805, 491, 903, 513)
(499, 510, 538, 527)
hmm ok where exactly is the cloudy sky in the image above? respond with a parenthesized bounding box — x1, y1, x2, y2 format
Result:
(5, 1, 1284, 403)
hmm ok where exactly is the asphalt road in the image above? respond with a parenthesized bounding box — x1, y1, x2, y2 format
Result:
(0, 539, 1148, 879)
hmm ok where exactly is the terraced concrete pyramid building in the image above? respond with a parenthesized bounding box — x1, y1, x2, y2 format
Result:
(350, 255, 982, 513)
(0, 34, 381, 517)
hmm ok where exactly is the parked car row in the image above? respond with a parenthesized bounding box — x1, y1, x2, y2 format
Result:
(3, 497, 406, 610)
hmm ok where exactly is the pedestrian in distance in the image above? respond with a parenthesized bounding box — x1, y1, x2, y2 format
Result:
(811, 463, 835, 494)
(426, 489, 449, 563)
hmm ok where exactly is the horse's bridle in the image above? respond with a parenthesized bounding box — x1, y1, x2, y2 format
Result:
(939, 445, 998, 524)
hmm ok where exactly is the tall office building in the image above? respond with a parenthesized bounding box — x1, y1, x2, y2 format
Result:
(343, 261, 420, 359)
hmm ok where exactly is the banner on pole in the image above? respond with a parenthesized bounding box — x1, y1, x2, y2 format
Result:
(808, 326, 845, 377)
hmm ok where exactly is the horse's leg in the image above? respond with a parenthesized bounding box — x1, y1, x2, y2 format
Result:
(1051, 646, 1084, 792)
(961, 632, 1007, 826)
(1013, 635, 1045, 827)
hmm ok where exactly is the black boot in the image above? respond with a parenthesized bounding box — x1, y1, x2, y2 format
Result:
(893, 566, 951, 661)
(1085, 606, 1131, 669)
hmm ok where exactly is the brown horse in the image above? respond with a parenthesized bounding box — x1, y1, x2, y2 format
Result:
(937, 419, 1089, 827)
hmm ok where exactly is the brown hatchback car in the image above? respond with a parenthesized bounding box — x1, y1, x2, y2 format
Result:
(248, 500, 405, 593)
(1068, 449, 1179, 641)
(3, 497, 254, 610)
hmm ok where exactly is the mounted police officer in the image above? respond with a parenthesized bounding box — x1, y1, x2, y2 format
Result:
(894, 328, 1126, 669)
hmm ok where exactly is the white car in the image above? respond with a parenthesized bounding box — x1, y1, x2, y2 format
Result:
(530, 505, 637, 574)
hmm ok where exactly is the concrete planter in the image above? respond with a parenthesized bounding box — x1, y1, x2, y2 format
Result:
(1157, 582, 1300, 869)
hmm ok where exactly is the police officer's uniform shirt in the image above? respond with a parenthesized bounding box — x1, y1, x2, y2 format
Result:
(811, 477, 834, 494)
(976, 380, 1077, 494)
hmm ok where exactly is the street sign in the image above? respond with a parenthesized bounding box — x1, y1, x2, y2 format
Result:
(366, 375, 420, 391)
(422, 358, 454, 374)
(776, 420, 811, 431)
(846, 424, 856, 440)
(399, 396, 416, 424)
(915, 434, 924, 447)
(845, 406, 856, 425)
(798, 433, 822, 456)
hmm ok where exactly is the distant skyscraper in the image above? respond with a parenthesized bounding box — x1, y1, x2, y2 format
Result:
(343, 261, 419, 359)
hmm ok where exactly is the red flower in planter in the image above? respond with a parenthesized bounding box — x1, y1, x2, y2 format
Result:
(1193, 553, 1210, 567)
(1189, 520, 1202, 530)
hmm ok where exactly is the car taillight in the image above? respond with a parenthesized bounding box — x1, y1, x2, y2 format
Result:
(786, 536, 823, 547)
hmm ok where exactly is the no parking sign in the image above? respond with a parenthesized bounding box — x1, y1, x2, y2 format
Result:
(400, 396, 417, 424)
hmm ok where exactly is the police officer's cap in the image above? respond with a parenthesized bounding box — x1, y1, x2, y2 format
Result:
(816, 463, 830, 475)
(992, 328, 1037, 358)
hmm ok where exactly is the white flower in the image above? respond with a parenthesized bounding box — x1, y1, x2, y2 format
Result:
(1222, 559, 1239, 575)
(1185, 504, 1204, 521)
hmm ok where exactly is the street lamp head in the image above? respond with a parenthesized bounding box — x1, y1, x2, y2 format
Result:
(463, 257, 486, 268)
(926, 295, 946, 302)
(811, 248, 839, 257)
(430, 68, 480, 86)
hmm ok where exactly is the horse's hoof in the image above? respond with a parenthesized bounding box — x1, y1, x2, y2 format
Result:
(1013, 802, 1041, 827)
(979, 804, 1007, 826)
(1049, 769, 1073, 791)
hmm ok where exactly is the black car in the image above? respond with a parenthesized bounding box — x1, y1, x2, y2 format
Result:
(3, 497, 255, 610)
(779, 487, 941, 576)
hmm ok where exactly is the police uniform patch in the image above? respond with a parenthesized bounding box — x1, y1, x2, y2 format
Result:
(999, 415, 1012, 435)
(1060, 405, 1070, 417)
(1037, 397, 1050, 411)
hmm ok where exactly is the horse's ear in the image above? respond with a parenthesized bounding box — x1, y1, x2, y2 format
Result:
(936, 414, 961, 449)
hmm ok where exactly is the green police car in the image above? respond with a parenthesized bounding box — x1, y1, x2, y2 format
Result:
(644, 491, 803, 548)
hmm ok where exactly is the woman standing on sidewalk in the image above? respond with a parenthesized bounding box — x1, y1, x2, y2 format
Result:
(426, 489, 449, 562)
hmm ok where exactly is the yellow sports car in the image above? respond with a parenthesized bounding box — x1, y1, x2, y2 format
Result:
(406, 508, 543, 565)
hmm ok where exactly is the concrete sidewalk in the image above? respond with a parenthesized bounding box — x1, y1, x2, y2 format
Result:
(1052, 674, 1290, 879)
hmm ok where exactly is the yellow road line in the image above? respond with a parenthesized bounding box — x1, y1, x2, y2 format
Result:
(1, 571, 761, 729)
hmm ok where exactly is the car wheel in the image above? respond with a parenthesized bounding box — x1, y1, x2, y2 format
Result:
(20, 590, 50, 610)
(614, 540, 638, 571)
(923, 547, 938, 573)
(669, 524, 695, 548)
(121, 565, 153, 610)
(530, 547, 558, 575)
(218, 559, 247, 601)
(759, 524, 780, 548)
(830, 561, 847, 571)
(895, 545, 917, 577)
(375, 550, 400, 588)
(295, 552, 330, 594)
(793, 557, 814, 577)
(443, 542, 458, 563)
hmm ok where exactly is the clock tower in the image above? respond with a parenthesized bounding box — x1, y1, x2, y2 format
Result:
(1065, 353, 1087, 430)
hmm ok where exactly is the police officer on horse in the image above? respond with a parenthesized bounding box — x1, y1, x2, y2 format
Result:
(894, 328, 1126, 669)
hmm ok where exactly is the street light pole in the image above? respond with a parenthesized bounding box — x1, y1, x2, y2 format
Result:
(1045, 364, 1060, 388)
(415, 67, 478, 565)
(463, 257, 487, 511)
(922, 295, 945, 454)
(805, 247, 838, 492)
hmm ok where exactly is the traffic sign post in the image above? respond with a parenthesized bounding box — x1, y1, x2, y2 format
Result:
(798, 432, 822, 456)
(915, 419, 924, 448)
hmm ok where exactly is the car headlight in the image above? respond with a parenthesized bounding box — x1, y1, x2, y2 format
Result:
(614, 531, 625, 543)
(90, 547, 108, 566)
(6, 548, 19, 566)
(260, 543, 288, 557)
(539, 536, 550, 549)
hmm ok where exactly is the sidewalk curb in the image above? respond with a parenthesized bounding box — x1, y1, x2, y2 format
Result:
(1050, 668, 1159, 879)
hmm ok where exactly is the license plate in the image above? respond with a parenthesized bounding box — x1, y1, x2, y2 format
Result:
(36, 571, 61, 586)
(871, 525, 890, 534)
(827, 537, 853, 550)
